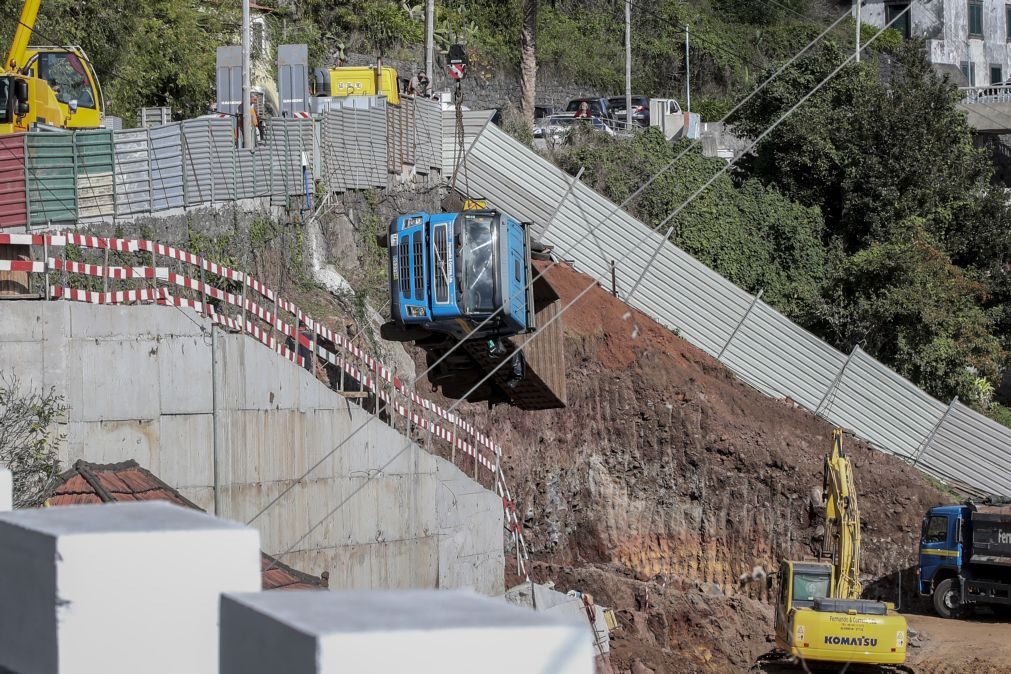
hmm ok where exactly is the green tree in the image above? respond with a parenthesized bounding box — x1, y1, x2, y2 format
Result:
(557, 129, 826, 317)
(809, 220, 1005, 402)
(0, 373, 65, 508)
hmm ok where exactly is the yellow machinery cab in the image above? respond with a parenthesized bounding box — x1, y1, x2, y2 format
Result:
(0, 73, 65, 133)
(327, 65, 400, 105)
(774, 560, 907, 666)
(23, 46, 103, 128)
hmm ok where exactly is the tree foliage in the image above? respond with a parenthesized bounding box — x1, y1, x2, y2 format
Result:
(0, 374, 65, 509)
(556, 129, 826, 317)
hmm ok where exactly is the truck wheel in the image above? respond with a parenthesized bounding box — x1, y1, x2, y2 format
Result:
(933, 578, 965, 619)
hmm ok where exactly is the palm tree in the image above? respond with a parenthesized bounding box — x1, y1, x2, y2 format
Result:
(519, 0, 538, 126)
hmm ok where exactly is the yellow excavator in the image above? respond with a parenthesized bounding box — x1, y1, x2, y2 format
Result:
(772, 429, 909, 669)
(1, 0, 104, 133)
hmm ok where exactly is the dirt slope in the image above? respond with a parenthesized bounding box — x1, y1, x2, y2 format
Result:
(424, 263, 956, 673)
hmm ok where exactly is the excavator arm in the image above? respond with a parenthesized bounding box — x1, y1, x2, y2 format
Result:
(821, 428, 863, 600)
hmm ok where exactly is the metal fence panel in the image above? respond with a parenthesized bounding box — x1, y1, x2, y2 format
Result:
(720, 301, 845, 411)
(209, 118, 236, 201)
(27, 133, 76, 225)
(267, 118, 314, 197)
(368, 106, 388, 188)
(921, 402, 1011, 496)
(113, 129, 151, 216)
(74, 130, 115, 220)
(149, 123, 184, 211)
(181, 119, 214, 206)
(0, 134, 27, 228)
(442, 109, 494, 177)
(415, 96, 442, 174)
(820, 347, 947, 460)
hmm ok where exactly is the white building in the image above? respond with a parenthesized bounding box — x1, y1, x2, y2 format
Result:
(862, 0, 1011, 86)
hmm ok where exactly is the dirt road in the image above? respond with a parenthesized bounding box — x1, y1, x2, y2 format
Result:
(905, 612, 1011, 673)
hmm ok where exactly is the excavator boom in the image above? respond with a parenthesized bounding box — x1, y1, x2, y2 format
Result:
(5, 0, 40, 71)
(823, 428, 862, 599)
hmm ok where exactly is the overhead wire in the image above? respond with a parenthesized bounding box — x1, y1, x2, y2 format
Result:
(262, 5, 904, 571)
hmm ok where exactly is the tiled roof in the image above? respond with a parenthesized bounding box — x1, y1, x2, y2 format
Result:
(49, 460, 326, 592)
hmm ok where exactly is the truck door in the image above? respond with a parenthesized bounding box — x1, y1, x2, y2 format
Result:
(920, 513, 958, 584)
(395, 216, 431, 323)
(503, 218, 529, 332)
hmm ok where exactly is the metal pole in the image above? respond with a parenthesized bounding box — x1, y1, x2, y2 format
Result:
(211, 326, 222, 515)
(425, 0, 435, 84)
(241, 0, 253, 149)
(855, 0, 861, 63)
(625, 0, 632, 131)
(685, 25, 691, 114)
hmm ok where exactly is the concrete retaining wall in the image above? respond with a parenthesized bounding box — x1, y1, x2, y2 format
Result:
(0, 300, 503, 595)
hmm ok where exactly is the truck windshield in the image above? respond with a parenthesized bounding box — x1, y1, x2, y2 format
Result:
(459, 213, 496, 314)
(793, 572, 830, 607)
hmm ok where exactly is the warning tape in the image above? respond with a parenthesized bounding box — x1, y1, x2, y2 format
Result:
(30, 233, 505, 470)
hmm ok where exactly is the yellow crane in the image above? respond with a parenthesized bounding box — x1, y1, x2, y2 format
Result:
(772, 429, 909, 668)
(1, 0, 103, 133)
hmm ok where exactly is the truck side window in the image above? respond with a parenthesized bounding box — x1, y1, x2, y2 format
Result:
(925, 515, 949, 544)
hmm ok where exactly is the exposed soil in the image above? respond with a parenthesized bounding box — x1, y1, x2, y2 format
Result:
(419, 263, 962, 673)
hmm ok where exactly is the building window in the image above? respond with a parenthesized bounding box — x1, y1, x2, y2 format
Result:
(961, 61, 977, 85)
(1007, 5, 1011, 41)
(969, 1, 983, 38)
(992, 64, 1004, 84)
(886, 3, 911, 39)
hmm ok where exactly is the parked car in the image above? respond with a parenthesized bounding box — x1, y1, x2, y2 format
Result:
(534, 113, 614, 143)
(608, 96, 651, 127)
(534, 105, 556, 120)
(565, 97, 613, 120)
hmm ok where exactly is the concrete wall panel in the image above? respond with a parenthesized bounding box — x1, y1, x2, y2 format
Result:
(0, 301, 503, 595)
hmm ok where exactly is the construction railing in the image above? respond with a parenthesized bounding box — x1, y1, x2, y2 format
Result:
(0, 231, 530, 575)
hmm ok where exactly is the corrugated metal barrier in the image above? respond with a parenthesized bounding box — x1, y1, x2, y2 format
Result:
(320, 103, 388, 191)
(0, 134, 27, 228)
(27, 133, 76, 225)
(456, 120, 1011, 498)
(74, 130, 115, 220)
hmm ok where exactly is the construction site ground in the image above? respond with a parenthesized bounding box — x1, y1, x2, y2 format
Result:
(405, 261, 1010, 673)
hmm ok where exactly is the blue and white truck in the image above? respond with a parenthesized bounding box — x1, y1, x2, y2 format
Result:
(380, 208, 566, 410)
(918, 497, 1011, 618)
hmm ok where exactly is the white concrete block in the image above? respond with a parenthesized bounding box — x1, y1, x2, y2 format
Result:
(0, 468, 11, 511)
(220, 590, 594, 674)
(0, 501, 261, 674)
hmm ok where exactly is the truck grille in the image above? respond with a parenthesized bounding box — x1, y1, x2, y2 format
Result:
(398, 237, 410, 296)
(433, 224, 449, 304)
(412, 231, 423, 299)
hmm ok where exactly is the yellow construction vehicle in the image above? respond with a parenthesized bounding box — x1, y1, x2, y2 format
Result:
(315, 65, 400, 105)
(1, 0, 104, 133)
(772, 429, 909, 668)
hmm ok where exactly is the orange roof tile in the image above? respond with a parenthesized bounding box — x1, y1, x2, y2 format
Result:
(49, 460, 326, 592)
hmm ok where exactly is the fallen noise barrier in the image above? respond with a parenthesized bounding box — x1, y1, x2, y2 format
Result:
(0, 231, 530, 576)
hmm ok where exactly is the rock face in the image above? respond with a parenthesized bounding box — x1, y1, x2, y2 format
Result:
(421, 263, 949, 673)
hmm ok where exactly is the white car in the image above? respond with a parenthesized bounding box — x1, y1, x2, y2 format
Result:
(534, 113, 615, 143)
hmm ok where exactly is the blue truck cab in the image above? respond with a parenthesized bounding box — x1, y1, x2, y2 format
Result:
(919, 500, 1011, 618)
(386, 209, 534, 342)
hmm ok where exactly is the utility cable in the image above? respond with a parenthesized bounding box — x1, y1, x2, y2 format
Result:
(261, 6, 905, 571)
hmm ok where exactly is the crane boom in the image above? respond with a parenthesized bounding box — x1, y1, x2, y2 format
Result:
(822, 428, 862, 600)
(5, 0, 40, 71)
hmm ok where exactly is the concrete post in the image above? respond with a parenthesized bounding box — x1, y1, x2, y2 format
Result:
(0, 501, 261, 674)
(220, 590, 594, 674)
(0, 468, 11, 511)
